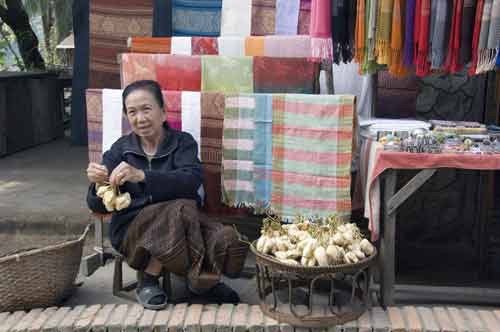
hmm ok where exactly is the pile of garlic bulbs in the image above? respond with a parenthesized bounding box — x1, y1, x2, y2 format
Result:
(96, 183, 132, 212)
(255, 215, 375, 267)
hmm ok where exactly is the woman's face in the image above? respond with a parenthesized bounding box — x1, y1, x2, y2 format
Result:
(124, 89, 164, 139)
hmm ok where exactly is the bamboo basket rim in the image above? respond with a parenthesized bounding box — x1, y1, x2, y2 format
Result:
(250, 240, 377, 273)
(0, 224, 91, 264)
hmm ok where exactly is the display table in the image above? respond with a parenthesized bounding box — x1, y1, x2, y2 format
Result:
(364, 143, 500, 305)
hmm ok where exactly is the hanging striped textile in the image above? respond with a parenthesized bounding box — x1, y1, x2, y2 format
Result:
(222, 94, 257, 207)
(253, 94, 273, 211)
(86, 89, 103, 163)
(271, 94, 355, 220)
(163, 91, 182, 130)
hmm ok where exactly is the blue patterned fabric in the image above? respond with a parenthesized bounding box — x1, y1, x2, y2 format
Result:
(253, 94, 273, 211)
(153, 0, 172, 37)
(172, 0, 222, 36)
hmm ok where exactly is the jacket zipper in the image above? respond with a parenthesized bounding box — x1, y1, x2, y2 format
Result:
(123, 150, 173, 204)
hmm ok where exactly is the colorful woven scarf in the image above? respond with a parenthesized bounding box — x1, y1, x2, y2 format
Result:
(460, 0, 478, 65)
(299, 0, 312, 34)
(221, 0, 252, 36)
(253, 57, 320, 93)
(86, 89, 103, 164)
(172, 0, 222, 36)
(403, 0, 416, 66)
(362, 0, 379, 73)
(485, 0, 500, 71)
(430, 0, 450, 70)
(367, 0, 379, 61)
(476, 0, 493, 73)
(163, 91, 182, 130)
(415, 0, 431, 76)
(271, 94, 355, 220)
(120, 54, 157, 88)
(253, 95, 273, 211)
(469, 0, 484, 75)
(263, 35, 312, 58)
(192, 37, 219, 55)
(354, 0, 366, 64)
(245, 36, 265, 55)
(388, 0, 407, 77)
(251, 0, 276, 35)
(128, 37, 171, 53)
(222, 94, 257, 207)
(375, 0, 394, 65)
(153, 0, 172, 37)
(331, 0, 355, 64)
(201, 56, 254, 93)
(275, 0, 301, 34)
(444, 0, 464, 73)
(310, 0, 333, 59)
(156, 54, 202, 91)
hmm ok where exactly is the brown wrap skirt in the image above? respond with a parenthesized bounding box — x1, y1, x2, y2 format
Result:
(122, 199, 249, 291)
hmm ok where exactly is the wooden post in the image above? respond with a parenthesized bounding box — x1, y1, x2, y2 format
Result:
(380, 170, 397, 306)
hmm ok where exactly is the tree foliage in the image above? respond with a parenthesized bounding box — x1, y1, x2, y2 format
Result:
(0, 0, 73, 70)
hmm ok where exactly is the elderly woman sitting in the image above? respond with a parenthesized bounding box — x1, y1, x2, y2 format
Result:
(86, 80, 249, 309)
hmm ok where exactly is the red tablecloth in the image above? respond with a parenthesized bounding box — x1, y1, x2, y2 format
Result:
(365, 144, 500, 241)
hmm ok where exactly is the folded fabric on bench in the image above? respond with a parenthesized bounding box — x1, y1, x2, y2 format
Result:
(127, 36, 314, 58)
(121, 53, 321, 94)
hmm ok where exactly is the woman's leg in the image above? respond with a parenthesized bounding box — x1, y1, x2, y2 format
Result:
(145, 257, 163, 275)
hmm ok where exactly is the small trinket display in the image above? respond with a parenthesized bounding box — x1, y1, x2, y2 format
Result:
(376, 120, 500, 155)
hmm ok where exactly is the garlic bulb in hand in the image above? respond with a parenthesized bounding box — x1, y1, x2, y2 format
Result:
(115, 192, 131, 211)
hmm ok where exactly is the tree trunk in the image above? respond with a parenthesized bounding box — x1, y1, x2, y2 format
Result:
(0, 0, 45, 70)
(41, 0, 55, 65)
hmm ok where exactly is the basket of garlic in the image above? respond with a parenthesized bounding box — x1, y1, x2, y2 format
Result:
(250, 215, 377, 328)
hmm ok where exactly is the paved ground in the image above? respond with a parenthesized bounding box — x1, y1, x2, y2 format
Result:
(0, 137, 91, 236)
(2, 303, 500, 332)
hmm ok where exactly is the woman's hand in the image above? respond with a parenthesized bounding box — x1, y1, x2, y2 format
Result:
(109, 162, 145, 186)
(87, 163, 109, 183)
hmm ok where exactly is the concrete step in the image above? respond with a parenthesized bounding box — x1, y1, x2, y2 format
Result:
(2, 304, 500, 332)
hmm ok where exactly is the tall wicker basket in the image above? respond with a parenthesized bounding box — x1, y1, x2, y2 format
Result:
(0, 225, 90, 312)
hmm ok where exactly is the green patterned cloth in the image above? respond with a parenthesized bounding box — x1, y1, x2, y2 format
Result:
(201, 56, 254, 93)
(271, 94, 355, 220)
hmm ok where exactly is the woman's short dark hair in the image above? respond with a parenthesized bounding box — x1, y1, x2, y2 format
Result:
(122, 80, 164, 114)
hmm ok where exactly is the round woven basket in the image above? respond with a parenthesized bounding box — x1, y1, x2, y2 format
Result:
(250, 241, 378, 274)
(250, 241, 378, 327)
(0, 225, 90, 312)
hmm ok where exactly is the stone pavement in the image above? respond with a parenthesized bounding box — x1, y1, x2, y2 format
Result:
(0, 137, 90, 235)
(2, 303, 500, 332)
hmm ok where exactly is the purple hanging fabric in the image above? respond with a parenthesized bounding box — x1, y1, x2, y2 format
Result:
(403, 0, 416, 66)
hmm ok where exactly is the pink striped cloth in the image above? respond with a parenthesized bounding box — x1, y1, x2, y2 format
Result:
(310, 0, 333, 59)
